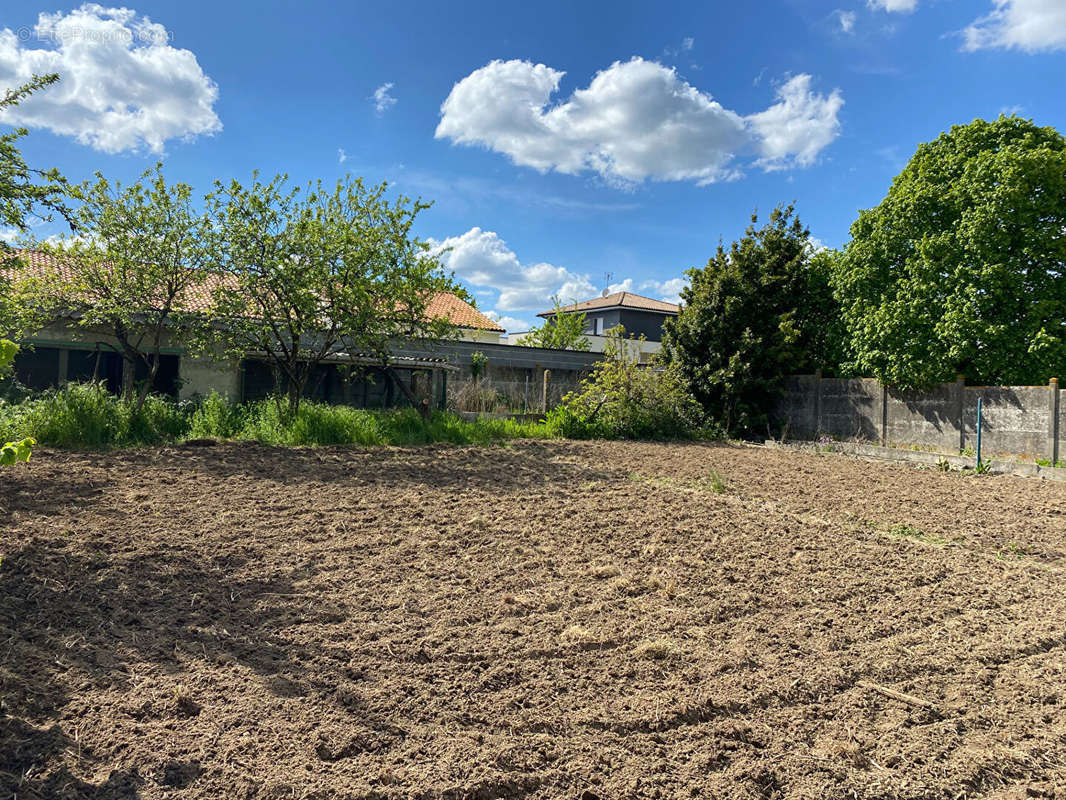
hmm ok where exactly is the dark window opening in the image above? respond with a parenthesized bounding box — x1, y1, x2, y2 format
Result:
(12, 346, 61, 390)
(240, 358, 429, 409)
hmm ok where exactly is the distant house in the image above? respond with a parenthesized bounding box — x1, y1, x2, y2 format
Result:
(540, 291, 680, 339)
(509, 291, 680, 358)
(1, 249, 503, 405)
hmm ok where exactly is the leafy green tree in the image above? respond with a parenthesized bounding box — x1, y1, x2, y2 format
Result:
(519, 296, 591, 351)
(0, 73, 69, 343)
(661, 205, 837, 435)
(0, 73, 68, 465)
(833, 116, 1066, 388)
(0, 74, 69, 238)
(546, 326, 704, 439)
(31, 165, 210, 410)
(199, 174, 460, 418)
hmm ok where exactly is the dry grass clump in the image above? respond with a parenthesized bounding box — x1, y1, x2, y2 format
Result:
(606, 574, 650, 597)
(560, 625, 595, 644)
(633, 637, 683, 661)
(467, 514, 490, 530)
(587, 563, 621, 580)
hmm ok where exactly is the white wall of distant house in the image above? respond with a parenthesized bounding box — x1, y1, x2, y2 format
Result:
(503, 332, 661, 360)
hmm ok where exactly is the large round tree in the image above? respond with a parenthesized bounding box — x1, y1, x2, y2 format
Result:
(833, 116, 1066, 389)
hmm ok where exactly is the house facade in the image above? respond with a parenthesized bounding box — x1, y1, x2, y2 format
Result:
(3, 250, 609, 410)
(509, 291, 680, 360)
(3, 250, 506, 407)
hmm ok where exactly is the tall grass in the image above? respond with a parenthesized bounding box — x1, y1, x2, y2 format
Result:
(0, 382, 187, 447)
(0, 383, 549, 449)
(210, 399, 550, 446)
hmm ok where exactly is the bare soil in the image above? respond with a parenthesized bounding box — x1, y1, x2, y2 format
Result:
(2, 440, 1066, 799)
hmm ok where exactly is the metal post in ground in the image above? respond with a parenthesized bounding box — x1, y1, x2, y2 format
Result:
(976, 396, 983, 470)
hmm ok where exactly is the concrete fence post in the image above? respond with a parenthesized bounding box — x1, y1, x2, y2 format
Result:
(955, 374, 966, 453)
(1050, 377, 1060, 465)
(880, 381, 888, 446)
(542, 369, 550, 413)
(813, 369, 823, 437)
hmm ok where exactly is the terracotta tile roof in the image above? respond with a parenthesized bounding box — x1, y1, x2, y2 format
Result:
(2, 249, 499, 330)
(424, 292, 504, 332)
(537, 291, 680, 317)
(1, 248, 226, 313)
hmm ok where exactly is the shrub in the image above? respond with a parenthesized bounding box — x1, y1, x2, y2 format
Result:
(544, 327, 709, 440)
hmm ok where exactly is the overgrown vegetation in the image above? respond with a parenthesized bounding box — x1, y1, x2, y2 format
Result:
(545, 327, 709, 440)
(29, 165, 210, 409)
(0, 383, 548, 449)
(31, 165, 210, 411)
(4, 104, 1065, 446)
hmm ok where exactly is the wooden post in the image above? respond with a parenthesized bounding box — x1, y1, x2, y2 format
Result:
(1050, 378, 1060, 466)
(542, 369, 550, 413)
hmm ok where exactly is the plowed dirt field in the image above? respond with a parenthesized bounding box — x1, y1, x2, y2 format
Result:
(3, 441, 1065, 799)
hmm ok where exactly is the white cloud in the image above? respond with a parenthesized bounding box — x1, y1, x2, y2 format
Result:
(867, 0, 918, 11)
(837, 10, 857, 32)
(435, 58, 843, 186)
(337, 148, 348, 163)
(640, 277, 687, 305)
(425, 227, 596, 313)
(747, 75, 844, 169)
(962, 0, 1066, 52)
(486, 312, 533, 333)
(0, 5, 220, 153)
(596, 275, 687, 305)
(372, 82, 396, 114)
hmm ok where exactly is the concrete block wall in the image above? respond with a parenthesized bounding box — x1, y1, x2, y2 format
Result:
(884, 382, 961, 453)
(776, 375, 820, 439)
(962, 386, 1050, 459)
(821, 378, 882, 442)
(775, 374, 1063, 462)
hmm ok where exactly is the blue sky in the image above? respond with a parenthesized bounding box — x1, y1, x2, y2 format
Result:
(1, 1, 1064, 330)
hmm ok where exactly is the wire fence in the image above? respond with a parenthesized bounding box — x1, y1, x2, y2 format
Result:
(448, 376, 584, 413)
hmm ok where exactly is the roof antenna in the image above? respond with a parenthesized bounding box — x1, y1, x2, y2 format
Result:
(602, 272, 612, 298)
